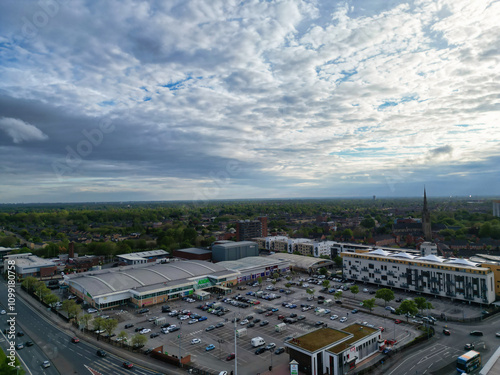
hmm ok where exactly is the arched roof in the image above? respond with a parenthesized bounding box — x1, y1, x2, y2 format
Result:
(445, 258, 480, 267)
(416, 254, 444, 263)
(368, 249, 390, 257)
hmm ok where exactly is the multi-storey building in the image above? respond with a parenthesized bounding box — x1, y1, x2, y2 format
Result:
(342, 248, 496, 304)
(493, 200, 500, 217)
(235, 216, 268, 241)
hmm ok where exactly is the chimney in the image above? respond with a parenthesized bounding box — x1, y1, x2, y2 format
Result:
(69, 242, 75, 258)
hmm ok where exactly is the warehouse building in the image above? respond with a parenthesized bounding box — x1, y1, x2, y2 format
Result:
(218, 256, 290, 283)
(172, 248, 212, 261)
(211, 241, 258, 262)
(4, 253, 57, 280)
(116, 249, 169, 265)
(342, 248, 496, 304)
(267, 253, 335, 273)
(65, 257, 290, 310)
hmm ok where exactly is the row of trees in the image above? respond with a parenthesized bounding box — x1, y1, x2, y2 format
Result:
(21, 277, 148, 348)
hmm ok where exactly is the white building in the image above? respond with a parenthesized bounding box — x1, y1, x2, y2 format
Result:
(420, 242, 438, 256)
(342, 249, 496, 304)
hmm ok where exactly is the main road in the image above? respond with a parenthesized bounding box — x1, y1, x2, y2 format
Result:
(0, 280, 165, 375)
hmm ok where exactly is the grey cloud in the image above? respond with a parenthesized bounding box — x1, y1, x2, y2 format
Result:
(0, 117, 49, 143)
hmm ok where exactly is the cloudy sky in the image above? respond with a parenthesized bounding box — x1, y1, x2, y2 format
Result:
(0, 0, 499, 203)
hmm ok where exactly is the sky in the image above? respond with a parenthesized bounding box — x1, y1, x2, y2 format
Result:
(0, 0, 499, 204)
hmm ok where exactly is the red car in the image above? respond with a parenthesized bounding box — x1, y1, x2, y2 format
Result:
(226, 353, 235, 361)
(394, 319, 402, 324)
(379, 327, 385, 332)
(123, 362, 134, 369)
(443, 329, 451, 336)
(71, 337, 80, 343)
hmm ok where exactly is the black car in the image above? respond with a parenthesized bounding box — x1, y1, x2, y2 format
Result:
(144, 348, 154, 355)
(255, 347, 266, 355)
(290, 313, 297, 318)
(351, 309, 359, 314)
(25, 341, 34, 347)
(169, 326, 180, 332)
(260, 320, 269, 326)
(275, 347, 285, 355)
(315, 321, 324, 327)
(150, 332, 160, 338)
(161, 323, 171, 328)
(215, 322, 225, 328)
(161, 305, 170, 313)
(335, 300, 343, 305)
(135, 327, 145, 332)
(17, 331, 24, 337)
(470, 331, 483, 336)
(253, 318, 261, 323)
(248, 322, 255, 328)
(138, 308, 150, 314)
(297, 315, 306, 321)
(96, 349, 107, 357)
(124, 324, 134, 329)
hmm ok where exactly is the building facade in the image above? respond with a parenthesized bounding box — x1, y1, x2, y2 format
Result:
(342, 249, 496, 304)
(236, 217, 268, 241)
(493, 200, 500, 217)
(4, 253, 57, 280)
(211, 241, 259, 262)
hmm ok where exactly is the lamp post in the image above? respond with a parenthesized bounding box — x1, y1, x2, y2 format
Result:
(178, 321, 182, 368)
(234, 312, 238, 375)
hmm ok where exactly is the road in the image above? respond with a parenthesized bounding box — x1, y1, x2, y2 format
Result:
(0, 280, 163, 375)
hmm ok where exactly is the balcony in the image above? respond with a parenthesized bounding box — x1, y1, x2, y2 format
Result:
(351, 275, 358, 280)
(430, 288, 439, 294)
(374, 279, 382, 284)
(361, 276, 369, 282)
(446, 292, 456, 297)
(387, 271, 395, 276)
(415, 286, 424, 291)
(361, 267, 369, 272)
(387, 281, 395, 286)
(374, 269, 381, 274)
(401, 283, 408, 288)
(400, 273, 407, 278)
(464, 295, 474, 300)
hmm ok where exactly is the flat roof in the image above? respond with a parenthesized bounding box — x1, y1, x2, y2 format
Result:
(327, 324, 378, 354)
(6, 255, 54, 268)
(176, 248, 212, 255)
(267, 253, 334, 269)
(212, 241, 257, 248)
(218, 256, 289, 272)
(117, 249, 168, 259)
(287, 327, 349, 353)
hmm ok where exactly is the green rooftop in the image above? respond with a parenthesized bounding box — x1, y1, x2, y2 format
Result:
(287, 327, 350, 353)
(327, 323, 379, 354)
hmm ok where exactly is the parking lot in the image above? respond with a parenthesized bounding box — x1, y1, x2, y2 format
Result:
(68, 275, 419, 374)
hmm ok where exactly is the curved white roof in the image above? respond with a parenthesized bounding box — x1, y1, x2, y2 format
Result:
(392, 252, 417, 259)
(445, 258, 480, 267)
(368, 249, 390, 257)
(416, 254, 444, 263)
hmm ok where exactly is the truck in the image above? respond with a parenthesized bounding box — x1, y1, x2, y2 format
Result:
(255, 291, 264, 298)
(154, 317, 167, 326)
(275, 323, 287, 333)
(251, 337, 266, 347)
(315, 308, 326, 316)
(323, 299, 333, 306)
(236, 328, 247, 338)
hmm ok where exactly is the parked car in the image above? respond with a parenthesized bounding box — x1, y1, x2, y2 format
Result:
(124, 324, 134, 329)
(206, 325, 216, 331)
(339, 317, 347, 323)
(206, 344, 216, 351)
(351, 309, 359, 314)
(138, 308, 150, 314)
(88, 308, 97, 313)
(150, 332, 160, 338)
(140, 329, 151, 334)
(275, 347, 285, 355)
(226, 353, 236, 361)
(330, 315, 338, 320)
(215, 322, 225, 328)
(42, 360, 51, 368)
(470, 331, 483, 336)
(315, 321, 324, 327)
(265, 343, 276, 350)
(191, 338, 201, 345)
(394, 319, 402, 324)
(255, 347, 266, 355)
(259, 320, 269, 326)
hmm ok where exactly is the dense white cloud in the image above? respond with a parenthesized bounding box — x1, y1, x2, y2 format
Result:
(0, 0, 498, 202)
(0, 117, 48, 143)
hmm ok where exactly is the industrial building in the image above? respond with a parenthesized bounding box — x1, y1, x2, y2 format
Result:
(4, 253, 57, 280)
(267, 253, 335, 273)
(342, 248, 496, 304)
(115, 249, 169, 265)
(211, 241, 258, 262)
(284, 324, 381, 375)
(172, 247, 212, 261)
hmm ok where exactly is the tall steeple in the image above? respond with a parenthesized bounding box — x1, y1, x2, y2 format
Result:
(422, 187, 432, 241)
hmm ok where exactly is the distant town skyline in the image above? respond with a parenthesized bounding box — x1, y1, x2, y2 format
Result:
(1, 1, 499, 203)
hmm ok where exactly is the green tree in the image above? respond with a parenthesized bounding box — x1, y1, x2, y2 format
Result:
(306, 288, 315, 299)
(396, 300, 418, 321)
(21, 276, 38, 293)
(273, 271, 279, 279)
(44, 293, 59, 307)
(361, 218, 376, 229)
(342, 229, 353, 239)
(285, 282, 291, 288)
(131, 333, 147, 349)
(322, 280, 330, 289)
(92, 317, 106, 339)
(333, 256, 342, 267)
(102, 318, 118, 339)
(333, 291, 343, 302)
(375, 288, 395, 306)
(81, 314, 92, 331)
(34, 281, 50, 302)
(362, 298, 376, 312)
(257, 276, 262, 287)
(318, 267, 328, 276)
(414, 297, 433, 314)
(350, 285, 359, 300)
(117, 330, 128, 346)
(0, 236, 17, 247)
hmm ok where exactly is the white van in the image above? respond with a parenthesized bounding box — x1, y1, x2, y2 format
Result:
(251, 337, 266, 347)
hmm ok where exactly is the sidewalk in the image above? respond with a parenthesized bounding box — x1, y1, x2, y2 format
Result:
(17, 285, 186, 375)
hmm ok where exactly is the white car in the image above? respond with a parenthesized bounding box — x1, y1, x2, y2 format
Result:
(88, 308, 98, 313)
(340, 317, 347, 323)
(363, 288, 369, 293)
(95, 329, 106, 334)
(496, 332, 500, 337)
(140, 329, 151, 334)
(188, 319, 198, 324)
(180, 315, 189, 320)
(330, 315, 338, 320)
(42, 360, 51, 368)
(68, 295, 77, 299)
(240, 319, 249, 325)
(191, 338, 201, 344)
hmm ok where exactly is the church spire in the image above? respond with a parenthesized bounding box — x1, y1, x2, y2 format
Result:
(422, 187, 431, 241)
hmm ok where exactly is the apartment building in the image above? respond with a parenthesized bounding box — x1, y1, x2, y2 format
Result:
(341, 249, 496, 304)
